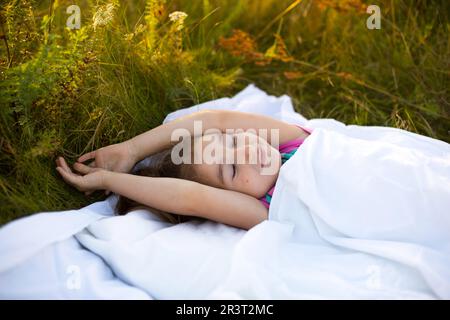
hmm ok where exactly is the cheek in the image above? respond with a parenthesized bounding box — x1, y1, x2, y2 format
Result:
(269, 146, 280, 161)
(241, 168, 276, 197)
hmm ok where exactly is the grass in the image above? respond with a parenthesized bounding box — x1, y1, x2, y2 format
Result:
(0, 0, 449, 225)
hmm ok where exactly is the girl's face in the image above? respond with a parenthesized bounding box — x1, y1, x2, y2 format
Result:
(191, 131, 281, 198)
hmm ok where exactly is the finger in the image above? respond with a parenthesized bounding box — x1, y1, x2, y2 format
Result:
(78, 151, 96, 163)
(55, 157, 62, 169)
(56, 166, 79, 188)
(77, 159, 96, 166)
(56, 156, 64, 168)
(76, 160, 96, 168)
(58, 157, 74, 174)
(56, 166, 77, 182)
(73, 162, 95, 175)
(89, 161, 96, 168)
(56, 167, 81, 189)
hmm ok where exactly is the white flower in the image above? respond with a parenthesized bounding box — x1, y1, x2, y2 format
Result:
(169, 11, 188, 23)
(93, 3, 116, 30)
(169, 11, 188, 31)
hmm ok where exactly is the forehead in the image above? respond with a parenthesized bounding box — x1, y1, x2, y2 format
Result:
(191, 132, 226, 187)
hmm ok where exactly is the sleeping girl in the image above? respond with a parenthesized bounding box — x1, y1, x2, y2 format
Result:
(55, 110, 313, 230)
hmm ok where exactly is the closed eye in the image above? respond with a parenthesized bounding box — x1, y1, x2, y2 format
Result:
(232, 135, 237, 179)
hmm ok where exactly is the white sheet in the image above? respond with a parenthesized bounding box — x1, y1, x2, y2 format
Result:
(208, 126, 450, 299)
(0, 84, 449, 299)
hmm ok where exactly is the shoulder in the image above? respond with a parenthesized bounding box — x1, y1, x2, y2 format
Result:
(277, 123, 312, 145)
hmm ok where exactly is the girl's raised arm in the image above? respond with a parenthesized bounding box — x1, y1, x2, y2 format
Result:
(128, 109, 308, 161)
(75, 110, 308, 185)
(128, 110, 218, 162)
(213, 110, 309, 145)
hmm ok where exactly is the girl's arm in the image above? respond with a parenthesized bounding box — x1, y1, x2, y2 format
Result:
(129, 110, 217, 162)
(128, 110, 308, 162)
(76, 111, 218, 173)
(103, 170, 268, 230)
(214, 110, 309, 145)
(76, 110, 308, 178)
(57, 156, 267, 229)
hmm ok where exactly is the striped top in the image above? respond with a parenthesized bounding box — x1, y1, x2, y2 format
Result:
(259, 125, 313, 209)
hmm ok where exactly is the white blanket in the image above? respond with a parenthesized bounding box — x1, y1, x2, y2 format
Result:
(209, 126, 450, 299)
(0, 84, 449, 299)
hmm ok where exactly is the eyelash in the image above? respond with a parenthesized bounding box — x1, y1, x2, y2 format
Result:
(232, 135, 237, 178)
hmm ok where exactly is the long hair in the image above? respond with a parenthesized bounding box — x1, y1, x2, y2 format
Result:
(115, 137, 204, 225)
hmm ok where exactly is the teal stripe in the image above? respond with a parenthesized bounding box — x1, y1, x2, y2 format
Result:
(264, 147, 299, 206)
(281, 149, 297, 164)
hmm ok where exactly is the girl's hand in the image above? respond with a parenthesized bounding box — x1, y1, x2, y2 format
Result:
(76, 141, 138, 195)
(56, 156, 108, 196)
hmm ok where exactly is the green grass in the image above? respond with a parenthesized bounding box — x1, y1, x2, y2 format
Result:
(0, 0, 449, 225)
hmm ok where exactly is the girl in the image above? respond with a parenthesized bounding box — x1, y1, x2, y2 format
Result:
(55, 110, 313, 230)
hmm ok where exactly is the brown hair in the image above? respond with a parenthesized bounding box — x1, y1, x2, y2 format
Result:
(115, 137, 205, 225)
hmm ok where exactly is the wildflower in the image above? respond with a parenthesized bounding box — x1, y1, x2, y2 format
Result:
(93, 3, 116, 30)
(135, 24, 146, 34)
(218, 29, 267, 64)
(264, 34, 294, 63)
(218, 29, 292, 66)
(169, 11, 188, 23)
(146, 0, 166, 24)
(89, 108, 103, 121)
(124, 24, 147, 41)
(283, 71, 303, 80)
(124, 33, 134, 41)
(169, 11, 188, 31)
(315, 0, 367, 13)
(336, 72, 354, 80)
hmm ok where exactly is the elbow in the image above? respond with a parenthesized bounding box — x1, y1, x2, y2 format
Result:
(248, 210, 269, 230)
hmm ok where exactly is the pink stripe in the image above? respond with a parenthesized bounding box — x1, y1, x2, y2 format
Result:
(300, 126, 313, 134)
(260, 186, 275, 209)
(278, 125, 313, 152)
